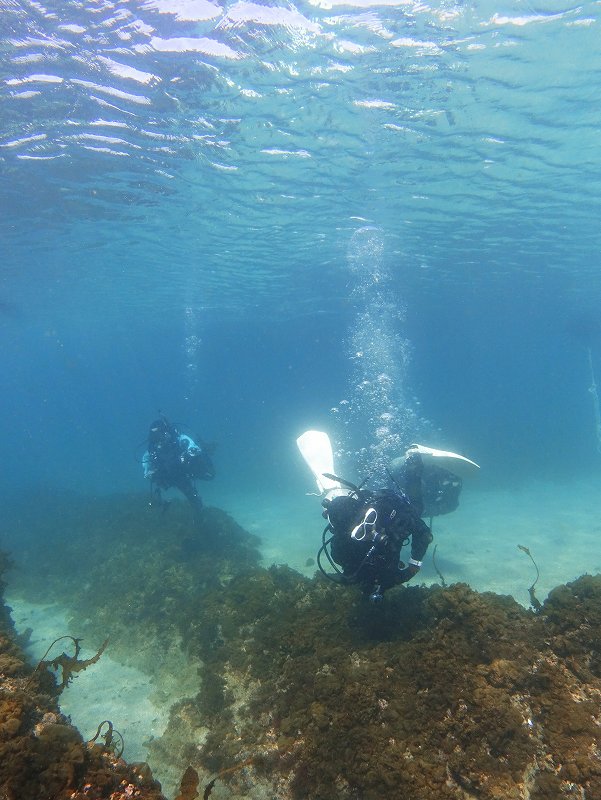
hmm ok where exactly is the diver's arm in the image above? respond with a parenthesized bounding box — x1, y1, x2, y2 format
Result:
(142, 451, 153, 479)
(398, 518, 432, 583)
(410, 517, 433, 563)
(179, 434, 201, 456)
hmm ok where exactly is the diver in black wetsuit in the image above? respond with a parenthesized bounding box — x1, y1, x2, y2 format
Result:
(298, 431, 479, 604)
(321, 467, 432, 603)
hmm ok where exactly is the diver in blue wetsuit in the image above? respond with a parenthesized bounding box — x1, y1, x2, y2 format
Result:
(143, 415, 214, 517)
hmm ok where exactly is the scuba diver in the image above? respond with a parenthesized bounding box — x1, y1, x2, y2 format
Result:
(297, 431, 479, 603)
(143, 415, 215, 518)
(388, 443, 480, 521)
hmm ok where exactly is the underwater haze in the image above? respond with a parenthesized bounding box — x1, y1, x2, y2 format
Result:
(2, 0, 601, 528)
(4, 1, 601, 796)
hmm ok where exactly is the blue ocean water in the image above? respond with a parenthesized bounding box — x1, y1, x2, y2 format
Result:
(2, 0, 601, 501)
(4, 5, 601, 793)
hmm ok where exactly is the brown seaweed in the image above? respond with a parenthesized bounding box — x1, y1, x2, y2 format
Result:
(87, 719, 125, 758)
(518, 544, 543, 612)
(28, 635, 109, 690)
(9, 492, 601, 800)
(175, 765, 199, 800)
(432, 543, 446, 587)
(201, 758, 255, 799)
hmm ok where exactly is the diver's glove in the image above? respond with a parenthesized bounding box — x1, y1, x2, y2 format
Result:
(398, 558, 421, 584)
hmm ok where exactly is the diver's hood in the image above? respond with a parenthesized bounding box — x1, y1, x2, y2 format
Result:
(296, 430, 347, 499)
(407, 444, 480, 479)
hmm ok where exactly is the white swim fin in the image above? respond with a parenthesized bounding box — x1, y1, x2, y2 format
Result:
(407, 444, 480, 479)
(296, 430, 346, 499)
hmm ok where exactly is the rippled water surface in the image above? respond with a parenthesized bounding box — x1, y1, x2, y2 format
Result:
(2, 0, 601, 499)
(3, 0, 601, 317)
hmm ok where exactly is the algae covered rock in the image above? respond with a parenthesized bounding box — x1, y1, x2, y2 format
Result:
(155, 577, 601, 800)
(0, 547, 167, 800)
(4, 493, 601, 799)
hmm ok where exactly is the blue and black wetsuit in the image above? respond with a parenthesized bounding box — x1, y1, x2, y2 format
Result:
(143, 417, 214, 515)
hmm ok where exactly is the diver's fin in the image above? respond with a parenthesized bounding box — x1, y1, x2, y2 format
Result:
(407, 444, 480, 478)
(296, 431, 346, 498)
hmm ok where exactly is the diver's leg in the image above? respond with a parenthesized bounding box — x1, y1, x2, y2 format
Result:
(150, 484, 170, 513)
(176, 478, 203, 522)
(174, 480, 207, 555)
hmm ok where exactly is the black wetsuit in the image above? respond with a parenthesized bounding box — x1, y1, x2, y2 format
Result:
(325, 486, 432, 596)
(391, 451, 462, 518)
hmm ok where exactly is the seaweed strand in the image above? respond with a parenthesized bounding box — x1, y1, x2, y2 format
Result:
(432, 544, 446, 587)
(87, 720, 125, 758)
(517, 544, 542, 612)
(28, 635, 109, 690)
(202, 758, 255, 799)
